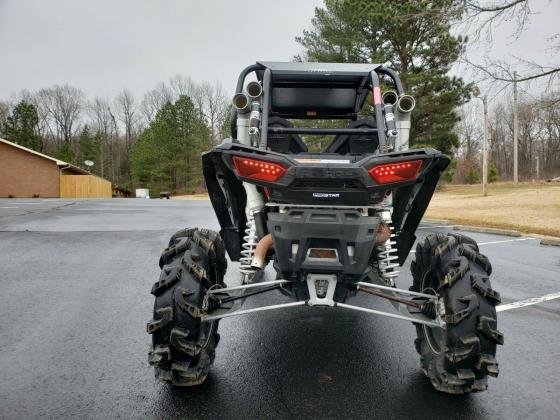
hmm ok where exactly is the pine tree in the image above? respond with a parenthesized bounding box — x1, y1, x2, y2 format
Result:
(296, 0, 471, 154)
(131, 95, 210, 193)
(77, 125, 100, 170)
(3, 100, 42, 151)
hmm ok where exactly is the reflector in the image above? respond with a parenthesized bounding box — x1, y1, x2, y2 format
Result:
(368, 160, 422, 184)
(232, 156, 286, 182)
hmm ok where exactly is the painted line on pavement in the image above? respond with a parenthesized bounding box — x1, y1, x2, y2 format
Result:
(409, 237, 538, 253)
(417, 225, 454, 230)
(497, 292, 560, 312)
(0, 206, 19, 209)
(475, 238, 537, 246)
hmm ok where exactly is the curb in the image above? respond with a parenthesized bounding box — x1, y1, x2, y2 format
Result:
(540, 238, 560, 247)
(452, 225, 521, 237)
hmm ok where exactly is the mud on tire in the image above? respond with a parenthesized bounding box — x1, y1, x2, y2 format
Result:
(147, 228, 227, 386)
(411, 233, 504, 394)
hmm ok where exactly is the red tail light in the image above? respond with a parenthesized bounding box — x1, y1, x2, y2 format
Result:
(232, 156, 286, 182)
(368, 160, 422, 184)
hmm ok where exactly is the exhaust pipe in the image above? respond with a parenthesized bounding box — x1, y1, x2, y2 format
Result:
(382, 90, 398, 105)
(233, 93, 251, 114)
(233, 93, 252, 145)
(397, 95, 415, 113)
(394, 95, 415, 152)
(251, 233, 273, 270)
(246, 81, 262, 100)
(233, 92, 265, 224)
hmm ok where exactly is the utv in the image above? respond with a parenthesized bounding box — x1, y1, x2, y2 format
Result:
(147, 62, 503, 394)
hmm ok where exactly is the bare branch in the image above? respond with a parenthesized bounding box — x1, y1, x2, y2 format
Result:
(466, 0, 527, 13)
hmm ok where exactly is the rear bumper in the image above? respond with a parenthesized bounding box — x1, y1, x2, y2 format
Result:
(267, 206, 379, 281)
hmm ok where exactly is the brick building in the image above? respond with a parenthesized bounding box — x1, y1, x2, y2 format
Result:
(0, 138, 111, 198)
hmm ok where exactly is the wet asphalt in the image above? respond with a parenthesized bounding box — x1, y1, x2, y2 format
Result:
(0, 198, 559, 420)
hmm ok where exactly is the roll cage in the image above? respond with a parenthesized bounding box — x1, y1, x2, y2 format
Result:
(229, 61, 406, 151)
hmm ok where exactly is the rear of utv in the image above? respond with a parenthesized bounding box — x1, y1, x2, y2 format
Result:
(147, 62, 503, 394)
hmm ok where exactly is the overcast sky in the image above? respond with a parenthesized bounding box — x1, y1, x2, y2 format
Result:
(0, 0, 557, 102)
(0, 0, 322, 99)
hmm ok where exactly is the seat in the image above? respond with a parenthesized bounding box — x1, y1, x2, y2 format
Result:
(267, 116, 308, 154)
(325, 119, 379, 155)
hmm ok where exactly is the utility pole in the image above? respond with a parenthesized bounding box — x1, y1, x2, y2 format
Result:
(513, 71, 519, 184)
(482, 95, 488, 196)
(472, 85, 488, 196)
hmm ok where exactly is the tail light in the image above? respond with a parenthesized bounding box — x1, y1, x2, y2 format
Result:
(368, 160, 422, 184)
(232, 156, 286, 182)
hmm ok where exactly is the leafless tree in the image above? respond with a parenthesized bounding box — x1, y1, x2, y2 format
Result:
(465, 57, 560, 86)
(462, 0, 532, 40)
(169, 74, 197, 99)
(140, 77, 230, 145)
(115, 89, 138, 150)
(89, 97, 115, 178)
(140, 82, 174, 123)
(37, 85, 85, 148)
(198, 81, 229, 145)
(460, 1, 559, 87)
(487, 92, 560, 180)
(456, 105, 483, 160)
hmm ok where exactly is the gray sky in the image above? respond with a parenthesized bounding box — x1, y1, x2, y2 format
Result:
(458, 0, 560, 99)
(0, 0, 557, 102)
(0, 0, 322, 99)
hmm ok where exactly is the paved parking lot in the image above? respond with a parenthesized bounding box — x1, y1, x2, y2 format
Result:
(1, 198, 559, 419)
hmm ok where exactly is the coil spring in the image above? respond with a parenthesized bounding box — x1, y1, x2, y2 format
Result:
(239, 212, 258, 281)
(377, 210, 400, 286)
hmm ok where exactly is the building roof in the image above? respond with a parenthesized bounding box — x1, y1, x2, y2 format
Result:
(0, 137, 90, 175)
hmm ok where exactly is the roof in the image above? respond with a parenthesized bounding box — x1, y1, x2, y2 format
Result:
(257, 61, 382, 77)
(254, 62, 380, 119)
(0, 137, 90, 175)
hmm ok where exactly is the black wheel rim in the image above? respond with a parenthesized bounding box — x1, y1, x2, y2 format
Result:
(421, 270, 445, 354)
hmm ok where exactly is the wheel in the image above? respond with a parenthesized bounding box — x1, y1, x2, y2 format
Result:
(147, 228, 227, 386)
(410, 233, 504, 394)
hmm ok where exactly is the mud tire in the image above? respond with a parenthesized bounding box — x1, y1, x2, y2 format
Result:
(411, 233, 503, 394)
(147, 228, 227, 386)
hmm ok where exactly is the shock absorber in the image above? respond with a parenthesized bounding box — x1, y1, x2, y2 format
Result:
(376, 208, 400, 287)
(239, 210, 259, 284)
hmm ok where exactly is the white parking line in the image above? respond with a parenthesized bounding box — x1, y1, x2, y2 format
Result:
(417, 225, 453, 229)
(0, 206, 19, 209)
(497, 292, 560, 312)
(409, 237, 537, 253)
(476, 238, 537, 246)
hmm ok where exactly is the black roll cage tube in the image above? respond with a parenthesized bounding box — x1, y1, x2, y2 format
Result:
(229, 64, 405, 151)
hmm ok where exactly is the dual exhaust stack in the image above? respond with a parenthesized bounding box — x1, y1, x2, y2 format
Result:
(382, 90, 415, 152)
(381, 90, 415, 113)
(232, 81, 263, 115)
(233, 81, 263, 145)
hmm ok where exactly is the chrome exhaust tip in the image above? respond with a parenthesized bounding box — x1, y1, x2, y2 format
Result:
(382, 90, 398, 105)
(397, 95, 416, 113)
(233, 93, 251, 114)
(246, 81, 262, 100)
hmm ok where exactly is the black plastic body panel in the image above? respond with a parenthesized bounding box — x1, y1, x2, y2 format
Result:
(267, 208, 379, 281)
(202, 141, 450, 265)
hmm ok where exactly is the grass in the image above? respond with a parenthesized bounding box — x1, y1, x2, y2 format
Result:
(170, 181, 560, 237)
(425, 182, 560, 237)
(172, 193, 210, 200)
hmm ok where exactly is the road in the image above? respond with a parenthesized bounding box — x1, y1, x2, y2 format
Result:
(0, 198, 559, 419)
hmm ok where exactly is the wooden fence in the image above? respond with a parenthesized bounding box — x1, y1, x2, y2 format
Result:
(60, 175, 112, 198)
